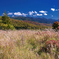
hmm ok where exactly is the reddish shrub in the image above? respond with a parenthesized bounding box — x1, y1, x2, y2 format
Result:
(52, 21, 59, 29)
(57, 26, 59, 29)
(46, 40, 57, 45)
(39, 40, 59, 54)
(46, 40, 59, 48)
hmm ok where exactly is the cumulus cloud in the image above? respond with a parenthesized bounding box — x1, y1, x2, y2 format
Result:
(29, 11, 43, 16)
(56, 9, 59, 11)
(51, 8, 59, 11)
(8, 13, 13, 15)
(7, 10, 48, 17)
(51, 8, 55, 11)
(37, 14, 42, 16)
(39, 10, 47, 16)
(14, 12, 28, 16)
(34, 11, 37, 14)
(33, 14, 42, 17)
(44, 13, 47, 15)
(22, 13, 28, 16)
(14, 12, 22, 16)
(39, 10, 47, 14)
(29, 11, 34, 15)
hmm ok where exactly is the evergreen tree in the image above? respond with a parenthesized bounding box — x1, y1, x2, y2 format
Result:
(2, 11, 10, 24)
(1, 11, 15, 30)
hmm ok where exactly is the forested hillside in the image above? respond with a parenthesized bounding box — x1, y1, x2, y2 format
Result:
(12, 16, 59, 24)
(0, 13, 51, 30)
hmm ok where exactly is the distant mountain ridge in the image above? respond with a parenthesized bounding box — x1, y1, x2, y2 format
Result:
(12, 16, 59, 24)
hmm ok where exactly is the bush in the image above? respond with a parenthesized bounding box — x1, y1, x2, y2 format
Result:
(39, 40, 59, 58)
(0, 23, 15, 30)
(0, 23, 8, 30)
(7, 24, 15, 30)
(52, 21, 59, 29)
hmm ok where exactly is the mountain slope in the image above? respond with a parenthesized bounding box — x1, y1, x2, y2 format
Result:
(10, 18, 51, 29)
(12, 16, 59, 24)
(0, 16, 52, 30)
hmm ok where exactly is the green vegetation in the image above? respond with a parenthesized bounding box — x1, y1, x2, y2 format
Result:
(0, 12, 15, 30)
(0, 12, 51, 30)
(10, 18, 50, 30)
(0, 16, 50, 30)
(2, 12, 10, 24)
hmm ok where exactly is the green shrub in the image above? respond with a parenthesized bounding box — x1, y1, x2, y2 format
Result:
(0, 23, 8, 30)
(0, 23, 15, 30)
(7, 24, 15, 30)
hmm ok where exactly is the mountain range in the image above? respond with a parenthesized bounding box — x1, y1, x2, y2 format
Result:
(12, 16, 59, 24)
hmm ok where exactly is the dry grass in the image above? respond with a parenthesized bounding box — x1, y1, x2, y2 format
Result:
(0, 29, 59, 59)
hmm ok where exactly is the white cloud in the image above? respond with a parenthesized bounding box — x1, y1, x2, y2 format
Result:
(8, 13, 13, 15)
(51, 8, 59, 11)
(22, 13, 28, 16)
(7, 10, 48, 17)
(29, 11, 34, 15)
(14, 12, 22, 16)
(39, 10, 47, 14)
(39, 10, 47, 16)
(14, 12, 28, 16)
(37, 14, 42, 16)
(28, 11, 43, 16)
(55, 9, 59, 11)
(51, 8, 55, 11)
(33, 14, 42, 17)
(44, 13, 47, 15)
(34, 11, 37, 14)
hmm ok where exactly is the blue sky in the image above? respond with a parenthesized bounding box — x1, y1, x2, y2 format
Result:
(0, 0, 59, 19)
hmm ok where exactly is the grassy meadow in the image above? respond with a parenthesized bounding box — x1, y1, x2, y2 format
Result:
(0, 29, 59, 59)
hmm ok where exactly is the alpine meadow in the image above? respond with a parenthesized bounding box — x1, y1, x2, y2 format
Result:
(0, 0, 59, 59)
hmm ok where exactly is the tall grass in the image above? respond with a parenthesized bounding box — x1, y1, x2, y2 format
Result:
(0, 29, 59, 59)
